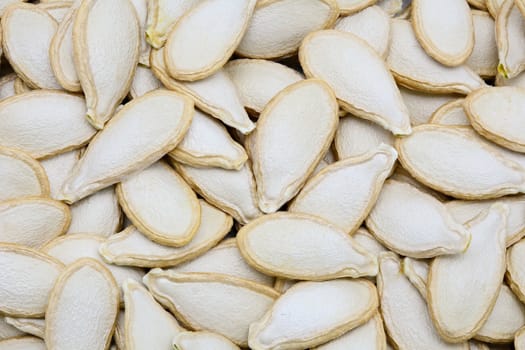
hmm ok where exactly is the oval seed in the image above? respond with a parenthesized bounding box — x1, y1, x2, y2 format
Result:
(352, 228, 388, 259)
(336, 0, 375, 14)
(117, 161, 200, 247)
(144, 270, 279, 346)
(467, 11, 498, 78)
(0, 146, 49, 201)
(412, 0, 474, 66)
(0, 337, 46, 350)
(169, 110, 248, 170)
(123, 279, 184, 350)
(129, 66, 162, 99)
(45, 259, 119, 350)
(1, 4, 61, 89)
(428, 203, 508, 342)
(0, 74, 17, 101)
(237, 212, 377, 280)
(334, 116, 394, 159)
(73, 0, 140, 128)
(300, 30, 411, 135)
(130, 0, 150, 66)
(447, 196, 525, 246)
(335, 6, 390, 58)
(224, 58, 303, 115)
(377, 253, 468, 350)
(249, 79, 338, 213)
(387, 19, 486, 94)
(173, 331, 240, 350)
(396, 125, 525, 199)
(59, 90, 194, 203)
(40, 149, 79, 199)
(290, 145, 396, 232)
(249, 279, 378, 350)
(164, 0, 256, 80)
(0, 91, 95, 159)
(475, 284, 525, 343)
(430, 99, 470, 126)
(4, 317, 45, 339)
(466, 87, 525, 153)
(0, 244, 64, 317)
(99, 200, 232, 268)
(150, 48, 255, 134)
(496, 0, 525, 79)
(67, 186, 121, 236)
(0, 197, 70, 249)
(366, 180, 471, 258)
(505, 238, 525, 304)
(399, 87, 458, 126)
(236, 0, 338, 59)
(402, 257, 429, 299)
(170, 238, 274, 286)
(174, 162, 262, 224)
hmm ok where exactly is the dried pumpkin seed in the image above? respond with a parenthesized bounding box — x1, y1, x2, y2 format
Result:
(336, 0, 376, 15)
(129, 66, 162, 99)
(172, 331, 240, 350)
(0, 337, 46, 350)
(430, 99, 470, 126)
(4, 317, 45, 339)
(49, 8, 79, 92)
(505, 237, 525, 304)
(0, 74, 17, 101)
(496, 0, 525, 79)
(467, 10, 498, 77)
(40, 149, 79, 199)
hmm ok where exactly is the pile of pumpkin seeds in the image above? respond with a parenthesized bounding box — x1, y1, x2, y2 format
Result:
(1, 0, 525, 349)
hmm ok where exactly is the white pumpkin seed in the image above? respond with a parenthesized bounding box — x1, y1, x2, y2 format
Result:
(123, 279, 183, 350)
(516, 327, 525, 350)
(99, 200, 232, 267)
(144, 270, 279, 346)
(468, 11, 498, 77)
(377, 253, 468, 350)
(248, 79, 338, 213)
(0, 0, 28, 16)
(402, 257, 429, 299)
(0, 91, 95, 159)
(172, 331, 240, 350)
(496, 0, 525, 79)
(0, 74, 17, 101)
(289, 145, 397, 233)
(236, 0, 338, 59)
(0, 244, 63, 317)
(38, 1, 71, 22)
(4, 317, 45, 339)
(366, 180, 471, 258)
(249, 279, 378, 350)
(130, 0, 150, 66)
(505, 237, 525, 304)
(399, 87, 458, 126)
(430, 99, 470, 126)
(0, 146, 49, 201)
(40, 149, 79, 199)
(237, 212, 377, 280)
(388, 19, 486, 94)
(164, 0, 256, 80)
(1, 4, 61, 89)
(336, 0, 375, 14)
(0, 337, 46, 350)
(45, 258, 119, 350)
(169, 110, 248, 170)
(352, 228, 388, 259)
(73, 0, 140, 128)
(396, 125, 525, 199)
(466, 87, 525, 153)
(129, 66, 162, 99)
(300, 30, 412, 135)
(224, 58, 303, 115)
(59, 90, 194, 203)
(150, 48, 255, 134)
(428, 203, 508, 342)
(170, 238, 274, 286)
(117, 161, 200, 247)
(412, 0, 474, 66)
(0, 317, 24, 340)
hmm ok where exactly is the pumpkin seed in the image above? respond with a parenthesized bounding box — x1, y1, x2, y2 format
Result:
(336, 0, 376, 14)
(467, 10, 498, 77)
(172, 331, 240, 350)
(40, 149, 79, 199)
(430, 99, 470, 126)
(505, 237, 525, 304)
(402, 257, 429, 299)
(129, 66, 162, 99)
(4, 317, 45, 339)
(0, 74, 17, 101)
(496, 0, 525, 79)
(0, 337, 46, 350)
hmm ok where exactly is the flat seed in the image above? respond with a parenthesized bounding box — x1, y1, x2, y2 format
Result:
(73, 0, 140, 128)
(505, 237, 525, 304)
(1, 4, 61, 89)
(402, 257, 429, 299)
(123, 279, 184, 350)
(399, 87, 458, 126)
(496, 0, 525, 79)
(237, 212, 377, 280)
(144, 270, 279, 346)
(0, 317, 24, 340)
(117, 161, 200, 247)
(248, 79, 338, 213)
(0, 244, 64, 317)
(130, 0, 150, 66)
(352, 228, 388, 259)
(516, 327, 525, 349)
(0, 74, 17, 101)
(129, 66, 162, 99)
(168, 110, 248, 170)
(467, 11, 498, 77)
(0, 91, 95, 159)
(366, 180, 471, 258)
(59, 90, 194, 203)
(430, 99, 470, 126)
(387, 19, 486, 94)
(40, 149, 79, 199)
(170, 238, 274, 286)
(396, 125, 525, 199)
(99, 200, 232, 268)
(224, 58, 303, 115)
(466, 87, 525, 153)
(0, 337, 46, 350)
(236, 0, 338, 59)
(172, 331, 240, 350)
(412, 0, 474, 66)
(0, 197, 70, 248)
(38, 1, 72, 22)
(0, 146, 49, 201)
(377, 253, 468, 350)
(300, 30, 412, 135)
(164, 0, 256, 80)
(336, 0, 375, 15)
(428, 203, 508, 342)
(289, 145, 397, 233)
(45, 259, 119, 350)
(4, 317, 45, 339)
(249, 279, 378, 350)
